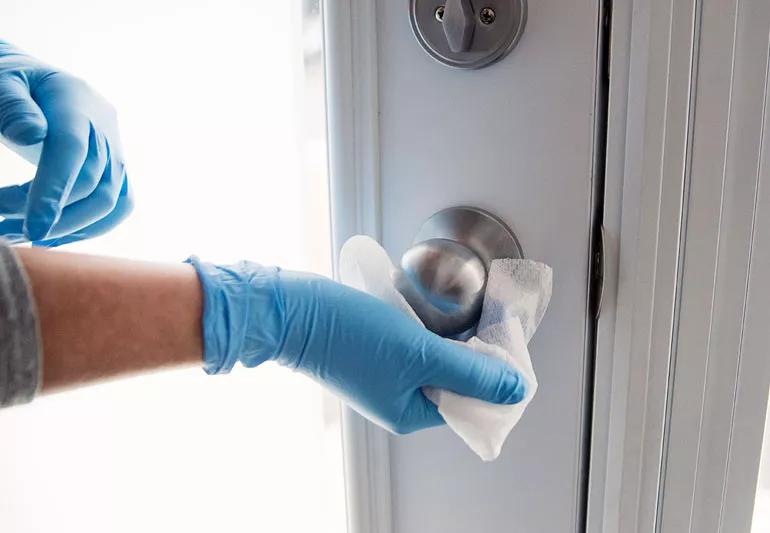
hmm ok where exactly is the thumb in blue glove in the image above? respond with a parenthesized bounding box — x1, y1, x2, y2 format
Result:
(187, 257, 527, 434)
(0, 41, 132, 246)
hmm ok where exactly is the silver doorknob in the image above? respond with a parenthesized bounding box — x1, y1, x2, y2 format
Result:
(394, 207, 522, 338)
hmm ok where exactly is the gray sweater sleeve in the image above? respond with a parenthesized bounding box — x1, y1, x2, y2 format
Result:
(0, 239, 41, 407)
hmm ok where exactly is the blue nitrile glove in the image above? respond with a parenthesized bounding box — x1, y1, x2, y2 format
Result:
(187, 258, 528, 434)
(0, 40, 132, 246)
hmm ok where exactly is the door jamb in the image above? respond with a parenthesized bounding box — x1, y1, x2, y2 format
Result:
(586, 0, 702, 531)
(324, 2, 392, 533)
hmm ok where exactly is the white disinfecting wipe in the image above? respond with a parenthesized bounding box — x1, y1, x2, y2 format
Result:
(339, 235, 552, 461)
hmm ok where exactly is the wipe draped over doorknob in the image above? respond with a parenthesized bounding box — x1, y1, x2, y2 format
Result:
(392, 206, 526, 339)
(339, 234, 552, 461)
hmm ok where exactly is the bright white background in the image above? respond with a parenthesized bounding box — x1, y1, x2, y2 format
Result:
(0, 1, 346, 532)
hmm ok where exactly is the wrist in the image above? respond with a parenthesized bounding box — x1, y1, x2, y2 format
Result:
(186, 257, 284, 374)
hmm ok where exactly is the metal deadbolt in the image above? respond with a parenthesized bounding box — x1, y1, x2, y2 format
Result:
(410, 0, 527, 69)
(393, 206, 523, 337)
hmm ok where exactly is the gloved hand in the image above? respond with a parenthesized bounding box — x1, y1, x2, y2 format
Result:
(187, 258, 528, 434)
(0, 41, 132, 246)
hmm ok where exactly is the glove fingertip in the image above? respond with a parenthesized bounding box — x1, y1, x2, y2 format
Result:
(2, 114, 47, 146)
(23, 191, 66, 241)
(500, 370, 528, 404)
(24, 216, 54, 241)
(0, 71, 48, 146)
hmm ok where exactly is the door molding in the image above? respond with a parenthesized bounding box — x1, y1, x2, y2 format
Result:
(653, 1, 770, 531)
(587, 0, 701, 530)
(589, 0, 770, 532)
(323, 1, 392, 533)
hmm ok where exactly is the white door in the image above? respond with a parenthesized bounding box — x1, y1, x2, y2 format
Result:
(328, 1, 605, 532)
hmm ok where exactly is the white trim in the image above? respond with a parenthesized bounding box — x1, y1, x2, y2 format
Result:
(588, 0, 700, 530)
(323, 1, 391, 533)
(656, 1, 770, 530)
(721, 56, 770, 529)
(591, 1, 770, 532)
(340, 408, 393, 533)
(584, 0, 634, 529)
(324, 0, 381, 256)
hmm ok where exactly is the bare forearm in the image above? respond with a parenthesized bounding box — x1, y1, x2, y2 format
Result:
(16, 248, 204, 393)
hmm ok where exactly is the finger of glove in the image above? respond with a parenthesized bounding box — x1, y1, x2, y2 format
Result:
(391, 391, 445, 435)
(0, 181, 31, 218)
(33, 176, 133, 247)
(0, 218, 25, 243)
(0, 74, 47, 146)
(33, 156, 127, 241)
(25, 103, 90, 241)
(425, 339, 528, 405)
(66, 125, 108, 204)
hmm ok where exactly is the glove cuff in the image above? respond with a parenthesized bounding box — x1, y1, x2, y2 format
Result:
(186, 256, 284, 375)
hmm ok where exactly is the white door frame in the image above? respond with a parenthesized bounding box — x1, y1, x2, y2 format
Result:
(585, 0, 700, 529)
(587, 1, 770, 532)
(324, 2, 392, 533)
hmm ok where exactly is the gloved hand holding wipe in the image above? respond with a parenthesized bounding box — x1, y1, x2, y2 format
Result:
(0, 41, 131, 246)
(187, 258, 528, 434)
